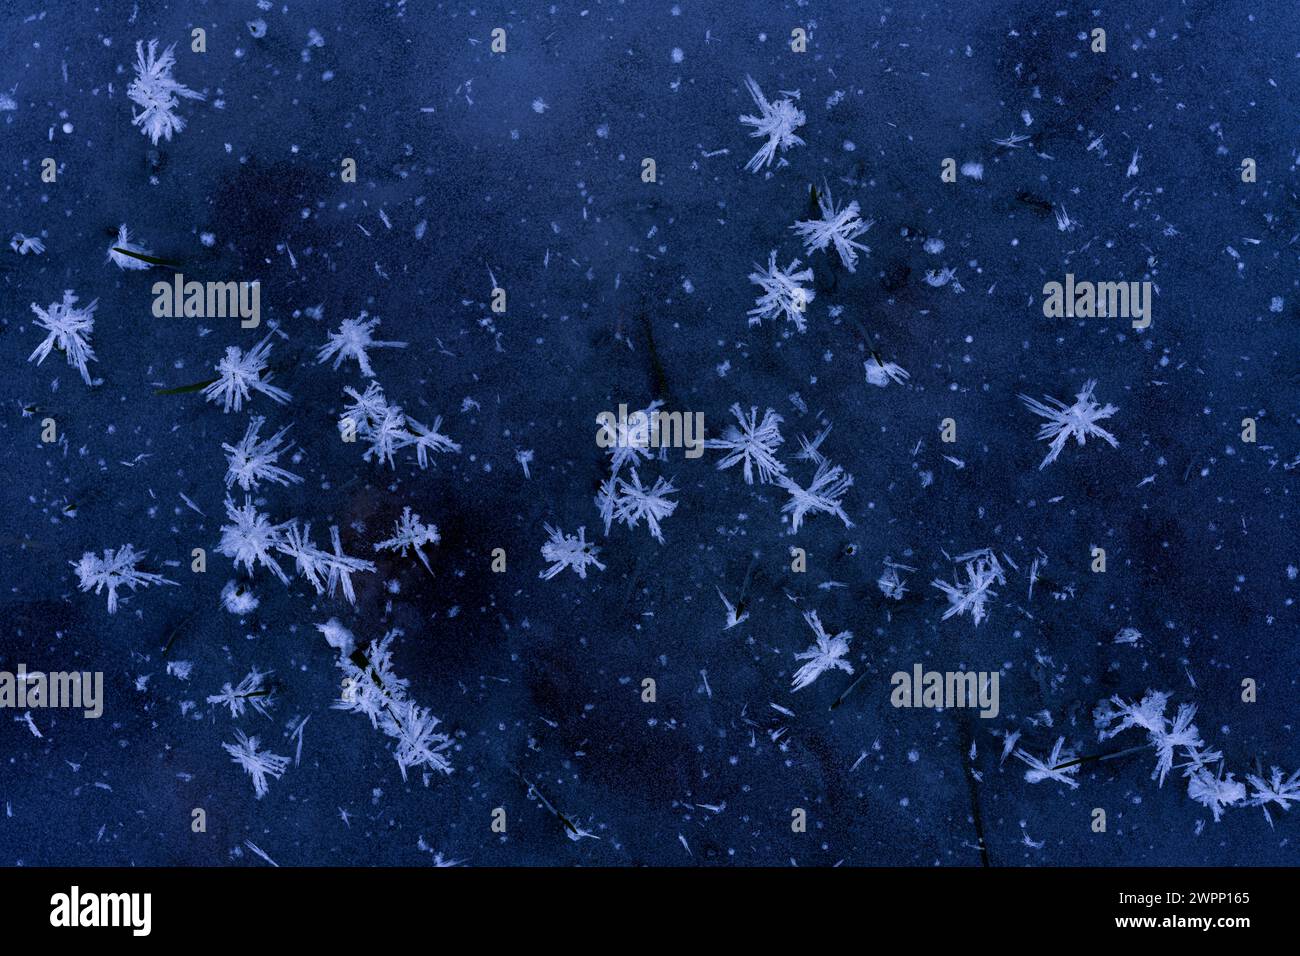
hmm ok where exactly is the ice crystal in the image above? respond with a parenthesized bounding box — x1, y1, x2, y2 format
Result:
(748, 251, 815, 332)
(739, 75, 805, 172)
(222, 416, 302, 491)
(10, 233, 44, 255)
(222, 730, 289, 799)
(1187, 764, 1247, 822)
(404, 415, 461, 468)
(317, 314, 407, 377)
(1019, 379, 1118, 469)
(71, 544, 177, 614)
(601, 399, 665, 475)
(1247, 767, 1300, 827)
(1150, 702, 1205, 787)
(877, 558, 915, 600)
(539, 524, 605, 580)
(340, 383, 458, 470)
(704, 404, 787, 484)
(220, 579, 259, 615)
(29, 290, 98, 385)
(321, 525, 376, 604)
(716, 587, 749, 629)
(207, 667, 275, 719)
(1094, 691, 1170, 741)
(375, 506, 440, 572)
(323, 622, 453, 781)
(780, 458, 853, 532)
(791, 185, 872, 271)
(217, 495, 290, 583)
(387, 699, 454, 781)
(864, 356, 910, 388)
(128, 39, 204, 145)
(791, 610, 853, 691)
(203, 332, 292, 413)
(106, 224, 152, 270)
(1015, 737, 1080, 789)
(605, 469, 678, 543)
(932, 548, 1005, 626)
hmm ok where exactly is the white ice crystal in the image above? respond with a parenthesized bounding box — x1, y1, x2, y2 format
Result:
(340, 383, 458, 471)
(739, 75, 805, 172)
(207, 667, 275, 719)
(539, 524, 605, 580)
(222, 416, 302, 491)
(29, 290, 98, 385)
(716, 586, 749, 629)
(203, 332, 292, 413)
(321, 525, 376, 604)
(704, 404, 787, 484)
(374, 506, 440, 572)
(604, 469, 678, 543)
(1094, 690, 1170, 741)
(748, 251, 815, 332)
(864, 356, 910, 388)
(275, 521, 333, 593)
(127, 39, 205, 145)
(323, 622, 453, 781)
(1019, 379, 1118, 469)
(387, 698, 454, 781)
(602, 399, 665, 476)
(317, 314, 407, 377)
(1247, 767, 1300, 827)
(931, 548, 1005, 626)
(1149, 702, 1205, 787)
(220, 579, 259, 615)
(1015, 737, 1080, 789)
(106, 224, 152, 270)
(10, 233, 44, 255)
(877, 558, 915, 600)
(71, 544, 177, 614)
(791, 185, 873, 271)
(222, 729, 289, 799)
(404, 415, 461, 468)
(791, 610, 853, 691)
(217, 495, 290, 583)
(780, 458, 853, 532)
(273, 521, 374, 604)
(1187, 764, 1247, 822)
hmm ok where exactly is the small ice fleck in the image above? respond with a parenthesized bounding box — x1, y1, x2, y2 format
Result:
(960, 161, 983, 180)
(1269, 296, 1283, 313)
(671, 48, 683, 63)
(532, 98, 548, 113)
(923, 237, 945, 254)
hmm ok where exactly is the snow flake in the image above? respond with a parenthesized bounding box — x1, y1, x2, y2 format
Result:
(222, 730, 289, 799)
(1015, 737, 1080, 789)
(1020, 379, 1118, 469)
(71, 544, 177, 614)
(748, 251, 815, 332)
(317, 314, 407, 377)
(791, 610, 853, 691)
(29, 290, 98, 385)
(780, 458, 853, 532)
(791, 185, 872, 271)
(704, 404, 787, 484)
(739, 75, 805, 172)
(932, 548, 1005, 626)
(203, 332, 292, 413)
(106, 224, 152, 270)
(539, 524, 605, 580)
(374, 506, 440, 572)
(128, 39, 204, 145)
(222, 416, 302, 491)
